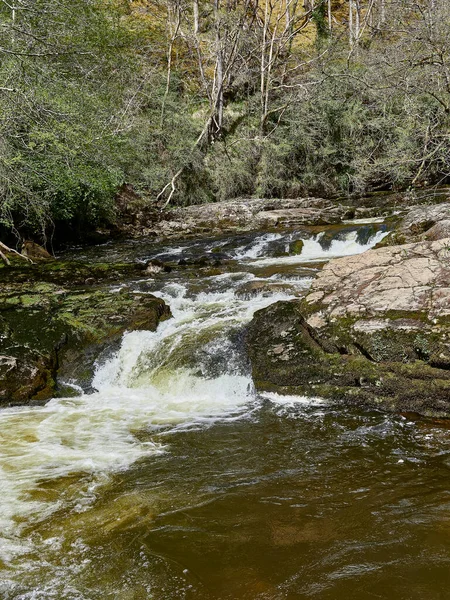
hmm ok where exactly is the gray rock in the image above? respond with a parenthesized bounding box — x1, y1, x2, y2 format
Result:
(380, 203, 450, 245)
(247, 238, 450, 416)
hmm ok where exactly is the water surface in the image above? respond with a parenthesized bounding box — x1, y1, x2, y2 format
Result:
(2, 223, 449, 599)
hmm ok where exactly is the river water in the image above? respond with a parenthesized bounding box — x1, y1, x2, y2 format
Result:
(1, 223, 450, 599)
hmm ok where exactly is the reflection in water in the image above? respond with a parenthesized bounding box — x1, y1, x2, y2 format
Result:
(1, 223, 450, 599)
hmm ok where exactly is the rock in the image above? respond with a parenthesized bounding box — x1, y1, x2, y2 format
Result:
(289, 239, 304, 255)
(235, 281, 299, 299)
(114, 197, 360, 240)
(0, 280, 171, 406)
(254, 207, 345, 228)
(379, 203, 450, 246)
(177, 254, 223, 268)
(144, 259, 164, 275)
(424, 219, 450, 241)
(21, 240, 54, 260)
(247, 238, 450, 416)
(111, 186, 449, 242)
(0, 259, 150, 286)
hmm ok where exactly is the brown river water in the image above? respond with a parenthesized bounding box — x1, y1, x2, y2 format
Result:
(1, 222, 450, 599)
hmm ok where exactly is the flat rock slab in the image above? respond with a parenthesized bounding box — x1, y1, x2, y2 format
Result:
(306, 238, 450, 320)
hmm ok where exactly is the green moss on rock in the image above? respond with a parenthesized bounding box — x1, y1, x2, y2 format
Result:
(0, 274, 171, 406)
(247, 299, 450, 417)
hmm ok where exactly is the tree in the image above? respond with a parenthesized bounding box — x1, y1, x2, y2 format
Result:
(0, 0, 139, 240)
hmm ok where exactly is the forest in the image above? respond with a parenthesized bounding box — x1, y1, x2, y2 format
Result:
(1, 0, 449, 241)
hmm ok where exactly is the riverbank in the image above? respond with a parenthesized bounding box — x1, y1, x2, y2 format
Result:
(111, 186, 450, 242)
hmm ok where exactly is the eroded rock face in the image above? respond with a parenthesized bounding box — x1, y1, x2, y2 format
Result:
(247, 238, 450, 416)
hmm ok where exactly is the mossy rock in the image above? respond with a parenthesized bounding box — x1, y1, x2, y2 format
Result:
(289, 239, 304, 255)
(0, 259, 149, 287)
(0, 282, 171, 406)
(247, 300, 450, 417)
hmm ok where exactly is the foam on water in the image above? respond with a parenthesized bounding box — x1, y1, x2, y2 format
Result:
(232, 232, 285, 260)
(248, 229, 388, 266)
(0, 279, 297, 564)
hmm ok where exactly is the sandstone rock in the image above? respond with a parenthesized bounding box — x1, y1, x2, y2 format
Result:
(247, 238, 450, 416)
(306, 238, 450, 320)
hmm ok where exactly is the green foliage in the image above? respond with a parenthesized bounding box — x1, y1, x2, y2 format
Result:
(0, 0, 135, 236)
(2, 0, 450, 242)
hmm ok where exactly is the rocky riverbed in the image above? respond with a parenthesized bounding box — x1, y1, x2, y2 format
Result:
(2, 189, 450, 414)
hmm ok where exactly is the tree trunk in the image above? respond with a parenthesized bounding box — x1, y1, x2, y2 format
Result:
(193, 0, 199, 34)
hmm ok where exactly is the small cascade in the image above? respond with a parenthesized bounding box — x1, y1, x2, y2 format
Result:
(231, 232, 285, 260)
(0, 274, 297, 567)
(0, 218, 396, 597)
(247, 227, 388, 266)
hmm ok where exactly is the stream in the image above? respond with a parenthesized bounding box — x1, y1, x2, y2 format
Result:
(1, 222, 450, 599)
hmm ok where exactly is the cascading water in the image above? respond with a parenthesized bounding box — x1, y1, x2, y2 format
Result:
(2, 222, 449, 600)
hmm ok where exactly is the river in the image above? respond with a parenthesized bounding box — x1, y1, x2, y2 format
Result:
(1, 222, 450, 599)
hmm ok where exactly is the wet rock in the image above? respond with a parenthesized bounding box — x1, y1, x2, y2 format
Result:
(289, 239, 304, 255)
(235, 281, 299, 299)
(0, 258, 151, 287)
(0, 281, 171, 406)
(144, 259, 170, 275)
(247, 238, 450, 417)
(178, 254, 223, 268)
(255, 206, 345, 229)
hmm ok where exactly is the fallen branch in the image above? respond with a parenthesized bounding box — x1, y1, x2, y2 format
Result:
(0, 241, 34, 265)
(156, 167, 184, 210)
(156, 115, 213, 209)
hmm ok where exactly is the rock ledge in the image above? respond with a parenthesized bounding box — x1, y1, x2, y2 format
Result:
(247, 238, 450, 416)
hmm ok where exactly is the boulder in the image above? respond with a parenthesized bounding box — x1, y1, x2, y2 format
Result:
(21, 240, 54, 261)
(289, 239, 304, 255)
(424, 219, 450, 241)
(247, 238, 450, 416)
(0, 280, 171, 406)
(379, 203, 450, 246)
(144, 259, 172, 275)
